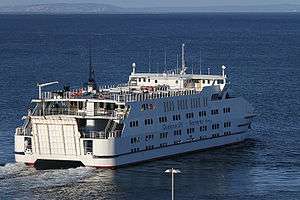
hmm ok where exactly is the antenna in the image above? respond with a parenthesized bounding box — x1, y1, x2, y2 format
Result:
(176, 54, 179, 73)
(208, 67, 210, 75)
(199, 50, 202, 75)
(132, 62, 136, 74)
(164, 48, 167, 72)
(222, 65, 226, 77)
(181, 43, 186, 73)
(87, 38, 97, 91)
(148, 49, 151, 73)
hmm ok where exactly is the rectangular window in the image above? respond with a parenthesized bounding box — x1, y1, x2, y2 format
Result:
(211, 109, 219, 115)
(223, 107, 231, 113)
(186, 128, 195, 134)
(186, 112, 194, 119)
(199, 111, 207, 117)
(129, 120, 139, 127)
(172, 114, 181, 121)
(159, 116, 167, 123)
(160, 132, 168, 139)
(145, 118, 153, 125)
(217, 80, 224, 84)
(174, 129, 182, 136)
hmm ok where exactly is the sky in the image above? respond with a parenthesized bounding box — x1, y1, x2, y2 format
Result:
(0, 0, 299, 7)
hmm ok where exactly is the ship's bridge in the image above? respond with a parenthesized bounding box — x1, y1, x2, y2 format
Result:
(128, 72, 226, 91)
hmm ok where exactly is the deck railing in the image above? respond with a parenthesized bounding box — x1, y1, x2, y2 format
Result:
(40, 88, 199, 103)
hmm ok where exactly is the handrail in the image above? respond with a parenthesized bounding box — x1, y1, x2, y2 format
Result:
(39, 88, 199, 103)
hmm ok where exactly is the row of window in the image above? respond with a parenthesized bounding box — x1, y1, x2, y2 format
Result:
(165, 98, 209, 113)
(130, 108, 230, 127)
(212, 123, 220, 130)
(186, 112, 194, 119)
(174, 129, 182, 136)
(223, 107, 231, 113)
(212, 133, 220, 138)
(130, 137, 140, 144)
(131, 148, 140, 153)
(200, 125, 208, 132)
(159, 116, 167, 123)
(145, 134, 154, 141)
(137, 78, 158, 83)
(211, 109, 219, 115)
(201, 79, 224, 84)
(224, 122, 232, 128)
(130, 131, 236, 153)
(160, 143, 168, 147)
(187, 128, 195, 134)
(160, 132, 168, 139)
(224, 131, 232, 136)
(129, 120, 139, 127)
(141, 103, 155, 111)
(145, 145, 154, 150)
(145, 118, 154, 125)
(173, 114, 181, 121)
(199, 111, 207, 117)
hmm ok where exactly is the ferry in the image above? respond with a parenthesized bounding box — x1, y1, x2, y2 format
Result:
(15, 44, 255, 168)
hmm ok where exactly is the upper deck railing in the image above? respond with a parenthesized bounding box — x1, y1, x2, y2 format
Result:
(40, 87, 200, 103)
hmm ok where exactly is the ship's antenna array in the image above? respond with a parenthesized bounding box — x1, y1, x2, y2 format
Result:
(87, 38, 97, 91)
(180, 43, 187, 74)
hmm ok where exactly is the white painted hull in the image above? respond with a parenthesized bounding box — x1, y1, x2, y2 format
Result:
(15, 131, 248, 168)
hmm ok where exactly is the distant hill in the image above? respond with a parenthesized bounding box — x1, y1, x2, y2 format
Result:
(0, 3, 299, 14)
(0, 3, 124, 14)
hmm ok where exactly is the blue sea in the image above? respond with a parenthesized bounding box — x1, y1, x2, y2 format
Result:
(0, 13, 299, 199)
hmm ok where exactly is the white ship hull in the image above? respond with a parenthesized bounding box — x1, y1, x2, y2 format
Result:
(15, 130, 249, 168)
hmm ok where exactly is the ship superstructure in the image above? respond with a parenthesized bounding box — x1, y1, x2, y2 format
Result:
(15, 44, 255, 168)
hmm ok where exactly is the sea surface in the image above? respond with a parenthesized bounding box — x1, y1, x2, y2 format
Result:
(0, 13, 299, 199)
